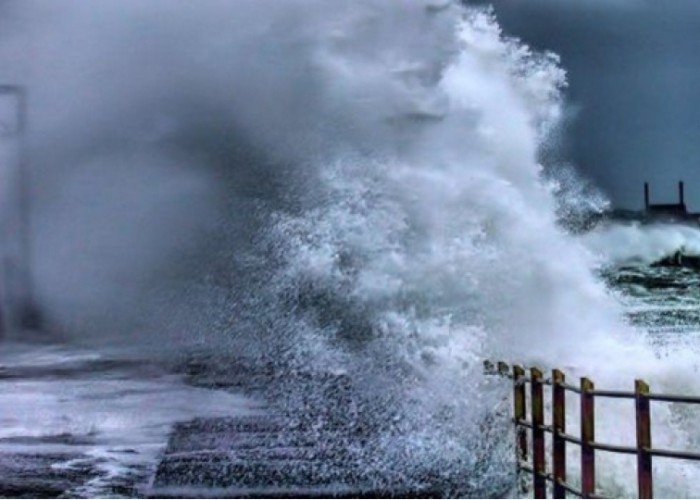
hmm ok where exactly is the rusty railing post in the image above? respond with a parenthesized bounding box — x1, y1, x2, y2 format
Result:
(581, 377, 595, 498)
(513, 365, 528, 494)
(531, 367, 546, 498)
(635, 379, 653, 499)
(552, 369, 566, 499)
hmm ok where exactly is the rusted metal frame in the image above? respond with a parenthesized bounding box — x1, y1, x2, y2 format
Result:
(486, 362, 700, 497)
(636, 380, 653, 499)
(580, 377, 596, 499)
(552, 369, 566, 499)
(513, 365, 529, 496)
(531, 367, 547, 498)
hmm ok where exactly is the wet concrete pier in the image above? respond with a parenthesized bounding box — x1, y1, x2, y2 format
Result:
(0, 350, 450, 499)
(149, 415, 440, 499)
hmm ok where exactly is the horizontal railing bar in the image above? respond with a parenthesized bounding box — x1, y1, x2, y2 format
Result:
(543, 472, 585, 498)
(557, 430, 583, 446)
(648, 393, 700, 404)
(557, 478, 585, 498)
(590, 441, 637, 455)
(519, 461, 551, 482)
(515, 419, 555, 435)
(543, 472, 605, 498)
(589, 389, 635, 399)
(514, 418, 533, 429)
(556, 430, 700, 461)
(509, 378, 700, 404)
(486, 360, 700, 401)
(558, 382, 582, 394)
(649, 447, 700, 461)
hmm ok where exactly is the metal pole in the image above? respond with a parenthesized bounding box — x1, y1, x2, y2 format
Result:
(552, 369, 567, 499)
(635, 379, 653, 499)
(581, 377, 596, 498)
(513, 364, 528, 495)
(531, 367, 546, 499)
(644, 182, 650, 211)
(0, 84, 40, 331)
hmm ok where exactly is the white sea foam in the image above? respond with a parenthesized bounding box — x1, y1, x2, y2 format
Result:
(259, 3, 700, 496)
(582, 221, 700, 265)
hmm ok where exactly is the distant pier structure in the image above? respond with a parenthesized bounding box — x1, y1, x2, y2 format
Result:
(643, 180, 698, 222)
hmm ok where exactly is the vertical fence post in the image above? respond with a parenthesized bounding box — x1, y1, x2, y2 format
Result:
(531, 367, 546, 499)
(513, 365, 528, 494)
(581, 377, 595, 498)
(552, 369, 566, 499)
(635, 379, 653, 499)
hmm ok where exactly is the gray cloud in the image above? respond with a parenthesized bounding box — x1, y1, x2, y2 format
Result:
(487, 0, 700, 211)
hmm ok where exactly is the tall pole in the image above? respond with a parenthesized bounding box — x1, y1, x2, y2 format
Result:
(644, 182, 650, 211)
(0, 84, 41, 332)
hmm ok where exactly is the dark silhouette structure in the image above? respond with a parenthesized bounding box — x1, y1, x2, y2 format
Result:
(644, 181, 688, 217)
(641, 180, 700, 224)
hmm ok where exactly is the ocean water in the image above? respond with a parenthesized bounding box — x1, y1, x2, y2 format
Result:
(586, 222, 700, 339)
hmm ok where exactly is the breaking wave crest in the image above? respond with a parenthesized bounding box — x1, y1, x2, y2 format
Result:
(583, 221, 700, 265)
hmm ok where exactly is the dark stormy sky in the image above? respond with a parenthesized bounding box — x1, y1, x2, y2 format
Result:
(487, 0, 700, 211)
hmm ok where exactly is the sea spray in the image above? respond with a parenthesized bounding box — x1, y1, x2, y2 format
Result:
(257, 4, 700, 496)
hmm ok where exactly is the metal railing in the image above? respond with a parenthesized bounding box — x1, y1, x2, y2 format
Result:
(484, 360, 700, 499)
